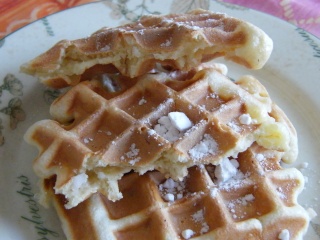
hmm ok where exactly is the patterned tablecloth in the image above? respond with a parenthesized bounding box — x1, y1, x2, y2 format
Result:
(0, 0, 319, 39)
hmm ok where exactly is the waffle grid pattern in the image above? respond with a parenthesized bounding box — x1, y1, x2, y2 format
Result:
(48, 143, 308, 240)
(20, 9, 273, 88)
(26, 68, 285, 208)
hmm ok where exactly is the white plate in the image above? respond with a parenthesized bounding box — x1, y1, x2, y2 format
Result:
(0, 1, 319, 239)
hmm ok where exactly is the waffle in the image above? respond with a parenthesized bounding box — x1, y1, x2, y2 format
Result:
(24, 66, 297, 209)
(43, 142, 309, 240)
(20, 9, 273, 88)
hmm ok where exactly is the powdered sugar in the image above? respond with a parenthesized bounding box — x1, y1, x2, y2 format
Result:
(138, 97, 147, 105)
(168, 112, 193, 131)
(160, 37, 172, 47)
(83, 137, 93, 144)
(192, 209, 209, 234)
(189, 134, 218, 161)
(154, 112, 193, 142)
(227, 120, 241, 133)
(276, 187, 286, 200)
(159, 178, 186, 201)
(121, 143, 141, 165)
(239, 113, 252, 125)
(227, 193, 255, 219)
(206, 92, 219, 100)
(147, 129, 157, 136)
(228, 194, 255, 209)
(214, 158, 238, 183)
(278, 229, 290, 240)
(181, 229, 194, 239)
(210, 188, 219, 197)
(163, 193, 175, 202)
(255, 153, 265, 162)
(205, 157, 251, 192)
(218, 174, 252, 192)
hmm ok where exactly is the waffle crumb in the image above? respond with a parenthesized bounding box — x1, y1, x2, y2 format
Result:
(71, 173, 88, 189)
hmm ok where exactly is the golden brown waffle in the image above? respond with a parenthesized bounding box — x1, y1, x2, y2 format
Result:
(44, 142, 309, 240)
(24, 67, 297, 209)
(20, 9, 273, 88)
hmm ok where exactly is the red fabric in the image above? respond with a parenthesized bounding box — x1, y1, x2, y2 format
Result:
(0, 0, 319, 39)
(222, 0, 320, 37)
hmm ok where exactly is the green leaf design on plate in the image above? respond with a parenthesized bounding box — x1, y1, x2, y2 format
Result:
(296, 28, 320, 58)
(0, 118, 4, 146)
(0, 97, 26, 129)
(0, 74, 26, 146)
(1, 74, 23, 97)
(215, 0, 248, 10)
(103, 0, 161, 23)
(43, 88, 63, 105)
(170, 0, 209, 13)
(0, 38, 5, 48)
(41, 17, 55, 37)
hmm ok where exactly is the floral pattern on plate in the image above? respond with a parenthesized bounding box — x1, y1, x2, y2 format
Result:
(0, 74, 25, 146)
(0, 1, 319, 239)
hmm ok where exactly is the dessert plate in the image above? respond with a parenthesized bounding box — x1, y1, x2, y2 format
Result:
(0, 0, 319, 239)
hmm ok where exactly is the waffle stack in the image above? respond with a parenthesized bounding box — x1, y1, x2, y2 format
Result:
(22, 9, 310, 240)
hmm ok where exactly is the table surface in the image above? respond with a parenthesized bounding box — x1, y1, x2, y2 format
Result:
(0, 0, 319, 39)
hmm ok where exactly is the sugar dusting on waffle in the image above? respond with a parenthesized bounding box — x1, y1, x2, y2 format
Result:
(20, 9, 273, 88)
(43, 142, 310, 239)
(21, 9, 315, 240)
(25, 67, 298, 209)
